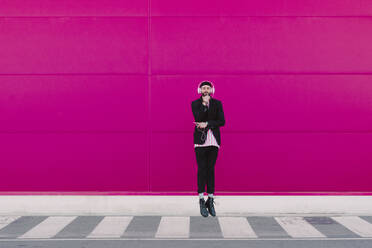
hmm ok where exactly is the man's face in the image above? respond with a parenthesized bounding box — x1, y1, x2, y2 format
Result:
(201, 85, 211, 95)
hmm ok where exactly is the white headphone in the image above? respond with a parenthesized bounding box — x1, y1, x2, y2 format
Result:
(197, 80, 215, 95)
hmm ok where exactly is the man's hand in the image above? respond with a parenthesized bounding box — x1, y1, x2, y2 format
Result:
(194, 122, 207, 129)
(202, 95, 210, 106)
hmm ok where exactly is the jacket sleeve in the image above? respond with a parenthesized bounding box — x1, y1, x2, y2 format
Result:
(206, 101, 225, 128)
(191, 101, 208, 122)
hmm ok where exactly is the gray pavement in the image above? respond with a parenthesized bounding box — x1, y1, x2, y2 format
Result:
(0, 215, 372, 247)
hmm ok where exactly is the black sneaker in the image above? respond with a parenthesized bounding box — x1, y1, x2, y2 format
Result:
(199, 198, 209, 217)
(205, 197, 216, 216)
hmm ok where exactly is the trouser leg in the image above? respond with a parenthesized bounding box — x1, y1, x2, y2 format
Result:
(206, 146, 218, 194)
(195, 147, 208, 194)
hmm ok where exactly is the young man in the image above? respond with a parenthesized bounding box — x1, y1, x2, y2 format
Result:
(191, 81, 225, 217)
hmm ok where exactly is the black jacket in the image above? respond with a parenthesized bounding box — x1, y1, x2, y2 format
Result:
(191, 95, 225, 146)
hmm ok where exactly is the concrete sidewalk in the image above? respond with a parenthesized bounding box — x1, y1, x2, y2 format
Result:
(0, 195, 371, 216)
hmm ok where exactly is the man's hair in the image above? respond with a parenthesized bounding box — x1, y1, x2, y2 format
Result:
(199, 81, 212, 88)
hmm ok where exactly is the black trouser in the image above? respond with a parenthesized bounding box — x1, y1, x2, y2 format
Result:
(194, 146, 219, 194)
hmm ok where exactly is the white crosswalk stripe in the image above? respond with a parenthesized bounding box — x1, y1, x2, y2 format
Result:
(87, 216, 133, 238)
(331, 216, 372, 237)
(18, 216, 77, 238)
(218, 217, 257, 238)
(274, 216, 326, 238)
(155, 217, 189, 238)
(0, 216, 21, 231)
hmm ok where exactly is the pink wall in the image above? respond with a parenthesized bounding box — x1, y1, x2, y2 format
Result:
(1, 0, 372, 194)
